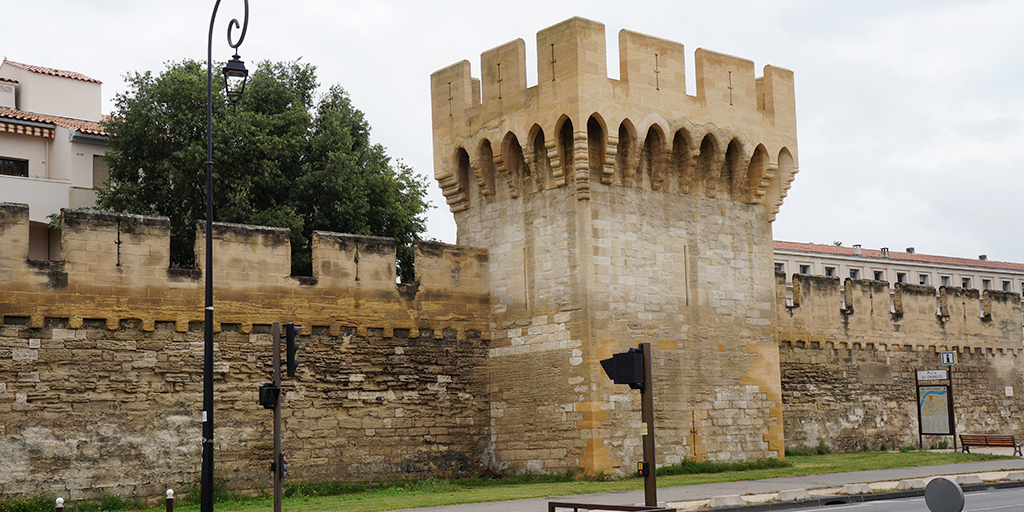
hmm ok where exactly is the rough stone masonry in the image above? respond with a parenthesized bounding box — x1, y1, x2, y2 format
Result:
(429, 16, 797, 472)
(2, 16, 1022, 502)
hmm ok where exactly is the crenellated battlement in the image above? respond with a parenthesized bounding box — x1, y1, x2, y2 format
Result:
(0, 203, 489, 336)
(778, 273, 1023, 353)
(431, 17, 797, 219)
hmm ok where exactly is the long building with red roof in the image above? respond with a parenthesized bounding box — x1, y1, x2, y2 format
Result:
(774, 240, 1024, 297)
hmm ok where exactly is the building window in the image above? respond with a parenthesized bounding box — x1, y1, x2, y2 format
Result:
(774, 263, 785, 274)
(92, 155, 109, 189)
(849, 268, 860, 279)
(940, 276, 950, 287)
(0, 157, 29, 177)
(982, 279, 991, 290)
(799, 264, 810, 275)
(874, 271, 884, 281)
(919, 274, 929, 285)
(824, 266, 836, 277)
(962, 277, 972, 288)
(897, 272, 907, 284)
(1002, 280, 1011, 292)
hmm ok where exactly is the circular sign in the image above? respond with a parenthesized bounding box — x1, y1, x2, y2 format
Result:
(924, 477, 964, 512)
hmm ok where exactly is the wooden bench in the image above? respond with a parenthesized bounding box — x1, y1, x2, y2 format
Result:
(959, 434, 1022, 456)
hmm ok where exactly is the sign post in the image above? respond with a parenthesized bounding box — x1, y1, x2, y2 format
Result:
(916, 368, 956, 452)
(600, 343, 657, 507)
(271, 322, 283, 512)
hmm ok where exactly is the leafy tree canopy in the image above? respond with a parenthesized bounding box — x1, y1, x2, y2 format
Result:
(99, 59, 429, 281)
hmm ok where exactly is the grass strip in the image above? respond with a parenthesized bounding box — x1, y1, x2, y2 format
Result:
(5, 451, 1014, 512)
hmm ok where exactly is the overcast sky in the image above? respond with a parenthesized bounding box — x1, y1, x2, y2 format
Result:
(3, 0, 1021, 262)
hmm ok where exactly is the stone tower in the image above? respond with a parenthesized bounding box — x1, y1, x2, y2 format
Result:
(430, 17, 797, 473)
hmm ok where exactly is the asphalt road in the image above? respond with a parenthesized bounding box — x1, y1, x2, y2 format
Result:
(381, 458, 1024, 512)
(794, 486, 1024, 511)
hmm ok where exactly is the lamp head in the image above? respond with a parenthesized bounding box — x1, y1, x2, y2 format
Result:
(222, 54, 249, 104)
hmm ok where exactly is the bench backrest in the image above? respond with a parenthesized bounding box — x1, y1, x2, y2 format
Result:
(960, 434, 1017, 446)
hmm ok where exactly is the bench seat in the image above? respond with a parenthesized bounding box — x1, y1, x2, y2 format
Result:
(959, 434, 1022, 456)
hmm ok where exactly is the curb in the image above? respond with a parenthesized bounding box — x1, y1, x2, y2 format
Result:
(707, 479, 1024, 511)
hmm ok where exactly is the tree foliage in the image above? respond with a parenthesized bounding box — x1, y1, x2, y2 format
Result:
(99, 59, 429, 281)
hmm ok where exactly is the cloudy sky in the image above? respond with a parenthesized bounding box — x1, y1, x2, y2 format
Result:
(3, 0, 1021, 261)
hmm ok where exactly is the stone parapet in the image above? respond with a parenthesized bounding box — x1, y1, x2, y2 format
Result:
(0, 204, 490, 337)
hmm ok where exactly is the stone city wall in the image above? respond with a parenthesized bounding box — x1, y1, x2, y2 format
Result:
(0, 203, 491, 499)
(778, 273, 1024, 452)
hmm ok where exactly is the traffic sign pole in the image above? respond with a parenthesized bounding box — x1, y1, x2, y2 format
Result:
(272, 321, 282, 512)
(640, 342, 656, 507)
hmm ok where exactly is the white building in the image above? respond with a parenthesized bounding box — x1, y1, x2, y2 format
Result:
(0, 59, 108, 260)
(774, 241, 1024, 297)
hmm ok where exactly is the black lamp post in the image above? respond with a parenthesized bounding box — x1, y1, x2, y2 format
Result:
(203, 3, 248, 512)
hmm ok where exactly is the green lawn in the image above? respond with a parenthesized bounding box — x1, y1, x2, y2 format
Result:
(138, 452, 1015, 512)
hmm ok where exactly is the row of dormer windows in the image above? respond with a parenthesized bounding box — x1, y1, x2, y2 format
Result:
(774, 261, 1024, 297)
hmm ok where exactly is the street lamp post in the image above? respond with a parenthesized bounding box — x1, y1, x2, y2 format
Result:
(204, 3, 249, 512)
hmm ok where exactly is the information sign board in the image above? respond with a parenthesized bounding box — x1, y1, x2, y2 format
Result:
(918, 385, 953, 435)
(917, 369, 948, 381)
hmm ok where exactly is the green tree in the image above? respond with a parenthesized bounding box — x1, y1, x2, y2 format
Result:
(98, 59, 429, 281)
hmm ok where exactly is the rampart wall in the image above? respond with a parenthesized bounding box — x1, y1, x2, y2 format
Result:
(0, 203, 492, 499)
(778, 273, 1024, 451)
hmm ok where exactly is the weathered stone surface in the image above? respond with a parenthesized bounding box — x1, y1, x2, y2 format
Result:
(955, 475, 983, 485)
(431, 16, 796, 475)
(777, 488, 810, 501)
(778, 274, 1024, 453)
(840, 484, 872, 495)
(0, 322, 489, 499)
(897, 479, 926, 490)
(708, 495, 747, 507)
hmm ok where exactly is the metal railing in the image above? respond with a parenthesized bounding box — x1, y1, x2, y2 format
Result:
(547, 502, 675, 512)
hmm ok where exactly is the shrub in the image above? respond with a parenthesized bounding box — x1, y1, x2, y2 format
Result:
(815, 440, 832, 455)
(178, 481, 254, 506)
(657, 457, 791, 476)
(0, 492, 55, 512)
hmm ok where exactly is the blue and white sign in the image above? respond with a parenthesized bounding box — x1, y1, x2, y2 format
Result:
(941, 351, 957, 366)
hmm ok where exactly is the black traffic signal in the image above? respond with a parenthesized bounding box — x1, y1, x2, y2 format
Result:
(284, 323, 304, 377)
(258, 382, 280, 409)
(637, 460, 650, 477)
(600, 347, 644, 390)
(268, 453, 288, 479)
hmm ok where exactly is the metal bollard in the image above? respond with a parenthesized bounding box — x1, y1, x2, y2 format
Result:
(55, 497, 64, 512)
(165, 489, 174, 512)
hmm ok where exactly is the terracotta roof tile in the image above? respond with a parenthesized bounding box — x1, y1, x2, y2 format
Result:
(0, 107, 107, 136)
(774, 241, 1024, 272)
(1, 59, 101, 84)
(0, 77, 17, 84)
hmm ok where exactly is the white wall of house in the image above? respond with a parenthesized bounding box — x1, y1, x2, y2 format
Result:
(0, 64, 102, 121)
(0, 60, 108, 259)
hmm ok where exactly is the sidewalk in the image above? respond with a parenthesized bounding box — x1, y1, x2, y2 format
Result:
(382, 449, 1024, 512)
